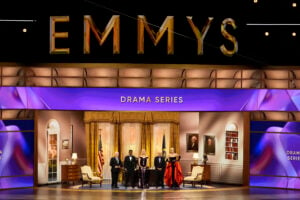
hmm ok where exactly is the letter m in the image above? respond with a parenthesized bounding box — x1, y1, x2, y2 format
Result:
(84, 15, 120, 54)
(137, 16, 174, 55)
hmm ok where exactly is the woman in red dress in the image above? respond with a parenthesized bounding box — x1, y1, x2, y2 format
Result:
(164, 147, 183, 189)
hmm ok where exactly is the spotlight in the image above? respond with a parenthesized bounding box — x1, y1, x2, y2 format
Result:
(254, 0, 258, 3)
(292, 32, 297, 37)
(292, 2, 297, 7)
(264, 32, 269, 36)
(22, 28, 27, 33)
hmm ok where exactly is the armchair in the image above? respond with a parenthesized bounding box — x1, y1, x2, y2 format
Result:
(183, 165, 204, 187)
(80, 165, 103, 188)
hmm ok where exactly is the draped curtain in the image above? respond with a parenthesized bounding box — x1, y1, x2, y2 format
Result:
(84, 111, 179, 172)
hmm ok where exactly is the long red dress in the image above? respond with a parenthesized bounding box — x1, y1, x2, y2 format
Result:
(164, 156, 183, 188)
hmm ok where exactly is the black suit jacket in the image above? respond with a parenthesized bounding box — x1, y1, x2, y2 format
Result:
(124, 155, 137, 171)
(154, 156, 166, 170)
(110, 157, 122, 172)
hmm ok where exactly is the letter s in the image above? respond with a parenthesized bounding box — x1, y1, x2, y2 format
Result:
(220, 18, 238, 57)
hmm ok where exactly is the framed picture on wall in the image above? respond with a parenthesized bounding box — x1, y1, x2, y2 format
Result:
(62, 139, 69, 149)
(186, 133, 199, 152)
(204, 135, 215, 155)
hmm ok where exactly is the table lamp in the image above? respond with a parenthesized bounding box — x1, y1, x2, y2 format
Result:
(71, 153, 78, 165)
(193, 153, 199, 164)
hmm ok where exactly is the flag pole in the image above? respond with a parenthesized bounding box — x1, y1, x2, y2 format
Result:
(162, 129, 166, 158)
(97, 128, 104, 177)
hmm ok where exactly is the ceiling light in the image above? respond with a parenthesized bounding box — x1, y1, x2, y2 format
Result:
(254, 0, 258, 3)
(292, 2, 297, 7)
(292, 32, 297, 37)
(264, 32, 269, 36)
(22, 28, 27, 33)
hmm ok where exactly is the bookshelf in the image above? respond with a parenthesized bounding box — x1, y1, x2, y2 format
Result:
(225, 131, 238, 160)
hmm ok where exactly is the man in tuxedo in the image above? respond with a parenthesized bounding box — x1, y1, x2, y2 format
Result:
(110, 152, 122, 188)
(154, 152, 166, 188)
(123, 149, 137, 188)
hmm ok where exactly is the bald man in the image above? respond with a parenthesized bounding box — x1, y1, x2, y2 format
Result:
(110, 152, 122, 188)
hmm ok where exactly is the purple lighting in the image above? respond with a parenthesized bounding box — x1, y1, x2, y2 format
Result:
(250, 121, 300, 189)
(0, 87, 300, 111)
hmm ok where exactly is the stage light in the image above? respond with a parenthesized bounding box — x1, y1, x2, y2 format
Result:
(292, 32, 297, 37)
(292, 2, 297, 7)
(22, 28, 27, 33)
(265, 31, 270, 36)
(253, 0, 258, 3)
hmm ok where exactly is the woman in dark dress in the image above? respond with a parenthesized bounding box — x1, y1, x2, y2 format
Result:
(138, 149, 148, 188)
(164, 147, 183, 189)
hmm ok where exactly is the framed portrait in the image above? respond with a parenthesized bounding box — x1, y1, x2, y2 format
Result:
(204, 135, 215, 155)
(186, 133, 199, 152)
(62, 139, 69, 149)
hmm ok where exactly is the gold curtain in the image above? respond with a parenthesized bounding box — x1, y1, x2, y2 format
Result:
(85, 121, 100, 172)
(84, 111, 179, 171)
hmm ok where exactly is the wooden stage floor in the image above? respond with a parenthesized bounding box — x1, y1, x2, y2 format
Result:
(1, 184, 300, 200)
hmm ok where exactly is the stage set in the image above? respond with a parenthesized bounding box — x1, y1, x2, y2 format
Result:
(1, 86, 300, 192)
(1, 0, 300, 197)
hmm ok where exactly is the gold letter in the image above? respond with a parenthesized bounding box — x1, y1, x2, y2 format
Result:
(220, 18, 238, 56)
(186, 16, 213, 55)
(84, 15, 120, 54)
(49, 16, 70, 54)
(137, 16, 174, 55)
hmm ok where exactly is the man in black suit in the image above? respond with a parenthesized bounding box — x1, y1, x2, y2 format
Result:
(154, 152, 166, 188)
(123, 149, 137, 188)
(110, 152, 122, 188)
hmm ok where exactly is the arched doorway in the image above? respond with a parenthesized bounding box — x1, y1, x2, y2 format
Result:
(47, 119, 60, 183)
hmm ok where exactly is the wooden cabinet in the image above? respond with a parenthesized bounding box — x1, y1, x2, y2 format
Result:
(61, 165, 81, 184)
(191, 164, 211, 182)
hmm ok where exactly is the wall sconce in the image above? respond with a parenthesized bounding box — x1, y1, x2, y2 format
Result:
(71, 153, 78, 165)
(193, 153, 199, 164)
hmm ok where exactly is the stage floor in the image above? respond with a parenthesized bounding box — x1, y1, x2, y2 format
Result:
(1, 183, 300, 200)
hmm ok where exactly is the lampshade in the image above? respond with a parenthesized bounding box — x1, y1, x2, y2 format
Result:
(193, 153, 199, 159)
(71, 153, 78, 160)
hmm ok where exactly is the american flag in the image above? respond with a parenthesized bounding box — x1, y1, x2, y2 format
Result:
(97, 133, 105, 177)
(162, 134, 166, 157)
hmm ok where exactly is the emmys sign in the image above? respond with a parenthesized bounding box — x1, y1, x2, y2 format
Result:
(49, 15, 238, 57)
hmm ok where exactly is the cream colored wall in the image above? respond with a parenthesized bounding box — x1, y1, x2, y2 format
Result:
(180, 112, 244, 184)
(179, 112, 200, 175)
(37, 111, 85, 184)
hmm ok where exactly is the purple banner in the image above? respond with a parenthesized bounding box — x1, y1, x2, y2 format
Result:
(0, 120, 34, 189)
(1, 87, 300, 111)
(250, 121, 300, 189)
